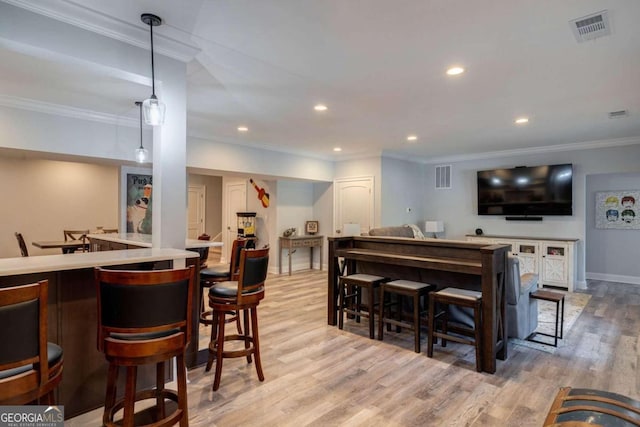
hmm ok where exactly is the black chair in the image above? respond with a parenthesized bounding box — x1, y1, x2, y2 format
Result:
(205, 247, 269, 391)
(0, 280, 63, 405)
(95, 266, 195, 427)
(15, 232, 29, 257)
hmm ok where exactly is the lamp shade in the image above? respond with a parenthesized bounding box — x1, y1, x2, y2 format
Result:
(424, 220, 444, 233)
(143, 96, 165, 126)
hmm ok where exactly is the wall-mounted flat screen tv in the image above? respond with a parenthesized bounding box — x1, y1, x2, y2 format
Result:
(477, 163, 573, 216)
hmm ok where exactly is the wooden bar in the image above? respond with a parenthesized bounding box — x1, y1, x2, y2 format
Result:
(327, 236, 509, 373)
(0, 248, 199, 418)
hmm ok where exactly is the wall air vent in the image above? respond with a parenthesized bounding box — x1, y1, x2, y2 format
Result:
(569, 10, 611, 43)
(435, 165, 452, 189)
(608, 110, 628, 119)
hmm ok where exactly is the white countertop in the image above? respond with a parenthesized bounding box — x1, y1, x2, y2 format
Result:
(0, 248, 199, 277)
(87, 233, 223, 249)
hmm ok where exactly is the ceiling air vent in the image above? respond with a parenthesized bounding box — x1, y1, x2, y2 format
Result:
(435, 165, 452, 190)
(608, 110, 628, 119)
(569, 10, 611, 43)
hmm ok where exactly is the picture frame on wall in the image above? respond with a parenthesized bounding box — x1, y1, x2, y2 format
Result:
(120, 166, 153, 234)
(595, 190, 638, 230)
(305, 220, 319, 235)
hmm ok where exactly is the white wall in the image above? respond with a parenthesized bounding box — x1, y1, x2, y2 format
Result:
(0, 156, 118, 258)
(276, 180, 315, 273)
(381, 157, 426, 227)
(586, 172, 640, 284)
(423, 142, 640, 285)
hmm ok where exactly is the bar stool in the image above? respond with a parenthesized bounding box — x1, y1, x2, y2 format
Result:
(378, 280, 436, 352)
(0, 280, 63, 405)
(338, 274, 387, 339)
(200, 238, 247, 328)
(427, 287, 483, 372)
(206, 247, 270, 391)
(95, 266, 195, 427)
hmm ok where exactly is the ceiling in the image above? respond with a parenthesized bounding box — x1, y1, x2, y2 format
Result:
(2, 0, 640, 162)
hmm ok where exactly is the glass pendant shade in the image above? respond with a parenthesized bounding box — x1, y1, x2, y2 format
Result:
(143, 95, 165, 126)
(135, 146, 149, 163)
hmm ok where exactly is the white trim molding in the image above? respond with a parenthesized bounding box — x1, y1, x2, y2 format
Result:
(586, 272, 640, 286)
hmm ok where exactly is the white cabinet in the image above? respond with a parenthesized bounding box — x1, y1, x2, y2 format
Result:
(540, 243, 570, 288)
(467, 235, 577, 291)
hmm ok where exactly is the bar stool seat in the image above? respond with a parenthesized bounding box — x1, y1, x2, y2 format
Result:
(427, 287, 483, 372)
(378, 280, 436, 352)
(338, 273, 387, 339)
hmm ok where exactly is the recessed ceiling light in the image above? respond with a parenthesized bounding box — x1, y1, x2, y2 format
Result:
(515, 117, 529, 124)
(333, 147, 342, 152)
(407, 135, 418, 141)
(314, 104, 328, 112)
(446, 66, 465, 76)
(237, 126, 249, 132)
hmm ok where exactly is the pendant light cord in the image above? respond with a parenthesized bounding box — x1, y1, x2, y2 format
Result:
(139, 103, 144, 149)
(149, 22, 156, 97)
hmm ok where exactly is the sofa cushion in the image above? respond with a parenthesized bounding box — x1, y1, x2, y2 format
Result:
(368, 226, 415, 238)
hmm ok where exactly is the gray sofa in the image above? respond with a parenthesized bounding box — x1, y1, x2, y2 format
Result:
(448, 255, 539, 339)
(507, 256, 539, 339)
(367, 225, 417, 238)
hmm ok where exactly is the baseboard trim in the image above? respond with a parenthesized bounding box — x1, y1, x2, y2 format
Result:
(586, 272, 640, 286)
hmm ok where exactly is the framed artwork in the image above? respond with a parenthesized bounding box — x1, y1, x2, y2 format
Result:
(595, 190, 638, 229)
(305, 220, 319, 235)
(120, 166, 153, 234)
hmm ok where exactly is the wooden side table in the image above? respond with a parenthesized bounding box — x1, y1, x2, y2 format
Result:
(279, 235, 323, 275)
(527, 289, 565, 347)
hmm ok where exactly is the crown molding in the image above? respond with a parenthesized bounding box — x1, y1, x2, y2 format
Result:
(0, 95, 138, 128)
(419, 137, 640, 164)
(2, 0, 200, 62)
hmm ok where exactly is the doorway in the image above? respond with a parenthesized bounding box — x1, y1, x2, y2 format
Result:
(222, 180, 247, 263)
(334, 176, 375, 235)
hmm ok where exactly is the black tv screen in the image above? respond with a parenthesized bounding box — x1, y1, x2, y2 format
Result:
(477, 164, 573, 216)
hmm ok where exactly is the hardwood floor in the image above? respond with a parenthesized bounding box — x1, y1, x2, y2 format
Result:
(68, 273, 640, 426)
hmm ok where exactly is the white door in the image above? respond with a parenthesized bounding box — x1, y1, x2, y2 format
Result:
(187, 185, 205, 239)
(334, 177, 374, 235)
(222, 180, 247, 263)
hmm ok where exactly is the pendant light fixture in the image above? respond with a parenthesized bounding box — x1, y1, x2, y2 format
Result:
(141, 13, 165, 126)
(135, 101, 149, 163)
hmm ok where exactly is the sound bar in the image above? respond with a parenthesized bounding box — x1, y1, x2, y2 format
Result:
(505, 216, 543, 221)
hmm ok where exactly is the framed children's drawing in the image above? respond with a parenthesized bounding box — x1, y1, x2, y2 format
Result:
(595, 190, 638, 229)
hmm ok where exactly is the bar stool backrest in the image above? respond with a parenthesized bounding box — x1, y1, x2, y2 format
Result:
(95, 267, 195, 354)
(0, 281, 50, 403)
(236, 247, 269, 303)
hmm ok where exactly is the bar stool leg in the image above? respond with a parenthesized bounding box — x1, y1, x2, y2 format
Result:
(251, 307, 265, 381)
(213, 310, 226, 391)
(427, 295, 435, 357)
(123, 366, 137, 427)
(156, 361, 166, 420)
(368, 282, 375, 339)
(378, 286, 385, 341)
(413, 292, 421, 353)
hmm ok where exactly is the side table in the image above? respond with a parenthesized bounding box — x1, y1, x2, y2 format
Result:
(527, 289, 565, 347)
(279, 235, 324, 276)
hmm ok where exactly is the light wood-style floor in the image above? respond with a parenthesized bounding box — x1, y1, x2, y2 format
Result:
(68, 271, 640, 427)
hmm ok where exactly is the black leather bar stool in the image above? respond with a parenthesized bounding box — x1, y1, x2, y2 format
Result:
(338, 273, 387, 339)
(0, 280, 63, 405)
(427, 287, 483, 372)
(206, 247, 270, 391)
(95, 266, 195, 427)
(378, 280, 436, 352)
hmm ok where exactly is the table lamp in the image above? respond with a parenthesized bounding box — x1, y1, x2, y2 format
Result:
(424, 220, 444, 238)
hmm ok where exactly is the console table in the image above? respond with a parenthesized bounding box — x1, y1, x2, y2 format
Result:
(279, 235, 324, 275)
(327, 236, 510, 373)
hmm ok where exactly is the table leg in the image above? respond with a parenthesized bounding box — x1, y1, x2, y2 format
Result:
(288, 248, 292, 276)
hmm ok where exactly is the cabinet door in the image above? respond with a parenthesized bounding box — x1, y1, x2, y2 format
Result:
(541, 243, 569, 288)
(513, 241, 539, 275)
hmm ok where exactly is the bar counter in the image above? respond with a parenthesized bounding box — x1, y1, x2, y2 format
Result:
(0, 249, 199, 418)
(86, 232, 223, 249)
